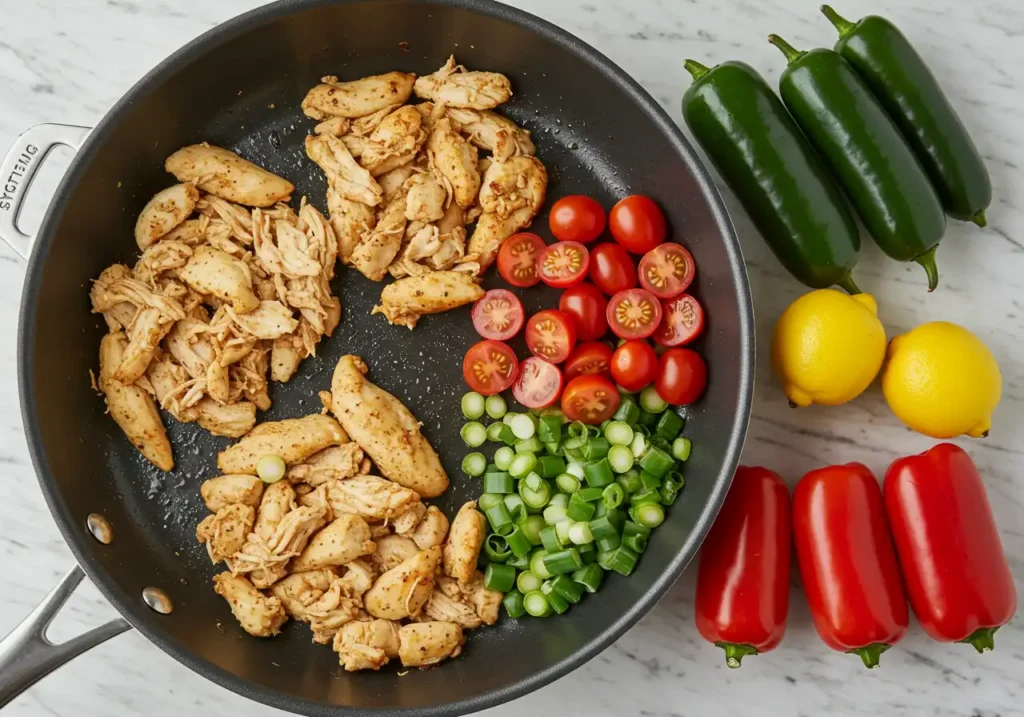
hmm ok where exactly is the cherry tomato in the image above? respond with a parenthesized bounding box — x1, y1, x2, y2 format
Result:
(525, 309, 577, 364)
(638, 243, 695, 298)
(471, 289, 524, 341)
(558, 283, 608, 341)
(609, 194, 667, 254)
(497, 233, 545, 288)
(549, 195, 606, 244)
(606, 288, 662, 340)
(462, 340, 518, 396)
(655, 348, 707, 405)
(561, 374, 621, 424)
(512, 357, 564, 409)
(653, 293, 705, 347)
(536, 241, 589, 288)
(589, 243, 637, 296)
(563, 341, 614, 381)
(610, 340, 659, 392)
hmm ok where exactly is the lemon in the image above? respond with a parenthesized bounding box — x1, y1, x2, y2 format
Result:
(882, 321, 1001, 438)
(771, 289, 886, 407)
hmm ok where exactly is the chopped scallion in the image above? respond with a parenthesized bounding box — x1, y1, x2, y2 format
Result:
(509, 452, 537, 479)
(540, 582, 570, 614)
(515, 436, 544, 454)
(655, 410, 684, 441)
(516, 571, 542, 594)
(598, 544, 639, 576)
(607, 444, 635, 474)
(583, 457, 615, 487)
(503, 588, 526, 618)
(484, 533, 511, 563)
(523, 590, 551, 617)
(538, 415, 563, 444)
(493, 446, 515, 471)
(484, 563, 516, 592)
(556, 473, 581, 494)
(612, 396, 640, 424)
(462, 391, 486, 419)
(461, 422, 487, 448)
(510, 413, 536, 439)
(520, 515, 546, 545)
(567, 491, 596, 522)
(572, 563, 604, 593)
(485, 393, 507, 419)
(602, 483, 625, 510)
(568, 521, 594, 545)
(485, 502, 514, 535)
(478, 492, 504, 512)
(638, 385, 668, 414)
(635, 501, 665, 529)
(549, 574, 585, 604)
(529, 550, 553, 579)
(542, 548, 583, 575)
(672, 437, 692, 462)
(482, 470, 513, 493)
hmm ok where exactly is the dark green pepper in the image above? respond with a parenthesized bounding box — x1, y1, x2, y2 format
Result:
(768, 36, 947, 290)
(822, 6, 991, 227)
(682, 60, 861, 294)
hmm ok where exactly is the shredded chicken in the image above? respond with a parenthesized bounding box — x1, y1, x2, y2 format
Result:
(301, 72, 415, 120)
(286, 443, 365, 486)
(372, 271, 484, 329)
(213, 572, 288, 637)
(413, 56, 512, 109)
(333, 619, 401, 671)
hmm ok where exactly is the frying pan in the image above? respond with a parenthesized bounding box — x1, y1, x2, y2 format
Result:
(0, 0, 753, 714)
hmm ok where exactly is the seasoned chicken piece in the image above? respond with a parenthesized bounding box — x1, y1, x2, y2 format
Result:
(479, 156, 548, 220)
(194, 400, 258, 437)
(307, 579, 362, 644)
(333, 619, 401, 672)
(460, 571, 503, 626)
(330, 355, 448, 497)
(305, 134, 382, 207)
(226, 300, 299, 340)
(91, 265, 138, 331)
(338, 559, 377, 597)
(286, 443, 365, 487)
(341, 134, 370, 158)
(372, 271, 484, 330)
(411, 506, 450, 550)
(164, 317, 215, 379)
(376, 165, 416, 205)
(368, 535, 421, 573)
(423, 583, 482, 629)
(301, 72, 415, 120)
(359, 106, 427, 177)
(414, 56, 511, 109)
(271, 568, 338, 620)
(443, 501, 486, 585)
(404, 172, 447, 223)
(178, 245, 260, 313)
(467, 207, 538, 273)
(196, 504, 254, 563)
(349, 188, 407, 281)
(233, 501, 328, 589)
(200, 474, 264, 511)
(162, 217, 208, 245)
(99, 332, 173, 471)
(427, 118, 480, 208)
(398, 622, 464, 667)
(113, 307, 175, 384)
(447, 107, 535, 161)
(314, 116, 351, 137)
(253, 480, 296, 541)
(212, 572, 287, 637)
(270, 335, 303, 383)
(135, 183, 200, 250)
(291, 515, 375, 572)
(165, 144, 294, 207)
(323, 475, 420, 521)
(391, 503, 426, 536)
(326, 187, 376, 264)
(134, 240, 193, 284)
(296, 481, 334, 520)
(350, 104, 401, 136)
(217, 414, 347, 474)
(364, 546, 440, 620)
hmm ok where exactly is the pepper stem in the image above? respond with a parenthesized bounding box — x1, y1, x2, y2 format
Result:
(821, 5, 857, 38)
(915, 246, 940, 292)
(715, 642, 760, 668)
(684, 59, 711, 81)
(971, 210, 988, 228)
(847, 643, 891, 669)
(961, 626, 999, 653)
(768, 34, 806, 64)
(836, 273, 862, 295)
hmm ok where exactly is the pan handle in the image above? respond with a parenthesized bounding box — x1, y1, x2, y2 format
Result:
(0, 123, 91, 260)
(0, 565, 130, 708)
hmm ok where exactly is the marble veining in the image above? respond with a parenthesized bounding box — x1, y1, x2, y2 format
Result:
(0, 1, 1022, 715)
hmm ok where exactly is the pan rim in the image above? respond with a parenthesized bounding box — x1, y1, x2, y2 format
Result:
(17, 0, 753, 714)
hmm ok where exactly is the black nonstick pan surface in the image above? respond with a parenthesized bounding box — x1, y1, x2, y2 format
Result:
(14, 0, 753, 714)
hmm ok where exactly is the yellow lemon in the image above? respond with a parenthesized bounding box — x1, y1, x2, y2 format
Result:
(882, 321, 1001, 438)
(771, 289, 886, 407)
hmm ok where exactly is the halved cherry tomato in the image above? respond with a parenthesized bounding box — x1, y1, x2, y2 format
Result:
(639, 243, 695, 298)
(462, 340, 519, 396)
(497, 233, 545, 288)
(471, 289, 525, 341)
(655, 348, 707, 405)
(563, 341, 614, 381)
(606, 288, 662, 340)
(525, 309, 577, 364)
(610, 340, 659, 392)
(512, 357, 564, 409)
(589, 243, 637, 296)
(537, 241, 589, 288)
(549, 195, 606, 244)
(558, 283, 608, 341)
(561, 374, 621, 424)
(653, 293, 705, 347)
(609, 194, 666, 254)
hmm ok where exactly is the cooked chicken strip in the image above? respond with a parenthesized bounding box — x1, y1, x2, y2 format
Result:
(196, 504, 254, 563)
(226, 300, 299, 340)
(404, 172, 447, 223)
(113, 307, 175, 384)
(411, 506, 450, 550)
(200, 474, 264, 511)
(360, 106, 427, 177)
(314, 117, 351, 137)
(233, 502, 328, 588)
(304, 134, 382, 207)
(349, 188, 407, 281)
(338, 559, 377, 597)
(363, 546, 440, 620)
(178, 245, 260, 313)
(217, 414, 348, 474)
(135, 183, 200, 250)
(213, 572, 287, 637)
(427, 118, 480, 208)
(376, 165, 416, 206)
(91, 265, 138, 331)
(306, 579, 362, 644)
(271, 568, 338, 620)
(301, 72, 415, 120)
(290, 515, 375, 572)
(479, 156, 548, 220)
(194, 400, 258, 438)
(333, 619, 401, 672)
(372, 271, 484, 330)
(134, 240, 193, 285)
(414, 56, 511, 109)
(423, 584, 482, 629)
(391, 503, 426, 536)
(330, 355, 448, 498)
(368, 535, 421, 573)
(164, 317, 215, 379)
(285, 443, 365, 487)
(326, 187, 376, 264)
(398, 622, 464, 667)
(99, 332, 173, 471)
(443, 502, 486, 585)
(351, 104, 401, 136)
(459, 571, 503, 626)
(321, 475, 420, 521)
(165, 144, 293, 207)
(252, 480, 296, 541)
(447, 107, 535, 161)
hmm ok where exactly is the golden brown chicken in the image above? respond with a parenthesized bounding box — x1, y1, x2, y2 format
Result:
(135, 183, 199, 250)
(414, 56, 511, 109)
(333, 618, 401, 671)
(363, 546, 440, 620)
(398, 622, 465, 667)
(165, 144, 294, 208)
(302, 72, 415, 120)
(290, 515, 375, 572)
(371, 271, 484, 330)
(200, 474, 265, 511)
(217, 414, 348, 474)
(213, 572, 288, 637)
(443, 502, 486, 585)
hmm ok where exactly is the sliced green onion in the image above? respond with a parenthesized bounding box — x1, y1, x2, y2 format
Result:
(486, 421, 505, 443)
(485, 394, 507, 419)
(498, 423, 518, 445)
(484, 563, 516, 592)
(461, 422, 487, 447)
(540, 526, 563, 552)
(568, 521, 594, 545)
(509, 452, 537, 479)
(598, 544, 639, 576)
(536, 455, 566, 478)
(655, 410, 684, 441)
(635, 501, 666, 529)
(461, 391, 486, 419)
(510, 413, 536, 439)
(607, 444, 635, 474)
(504, 493, 528, 524)
(630, 432, 648, 459)
(542, 548, 583, 575)
(565, 462, 586, 480)
(556, 473, 581, 494)
(567, 492, 596, 522)
(596, 533, 621, 551)
(515, 436, 543, 454)
(578, 541, 598, 563)
(640, 470, 662, 491)
(540, 582, 570, 614)
(672, 437, 692, 462)
(257, 454, 286, 483)
(572, 564, 604, 593)
(567, 421, 588, 439)
(482, 470, 513, 493)
(660, 473, 684, 505)
(588, 515, 619, 541)
(586, 424, 603, 438)
(638, 385, 668, 414)
(622, 520, 652, 553)
(519, 479, 552, 510)
(529, 550, 553, 579)
(630, 488, 662, 508)
(602, 483, 625, 509)
(612, 396, 640, 424)
(576, 487, 604, 502)
(523, 590, 551, 617)
(520, 515, 546, 545)
(485, 502, 514, 535)
(616, 469, 642, 495)
(478, 492, 504, 512)
(583, 457, 615, 487)
(649, 435, 672, 453)
(638, 445, 674, 478)
(554, 519, 573, 545)
(583, 437, 610, 460)
(503, 411, 522, 426)
(516, 570, 543, 594)
(633, 424, 651, 438)
(636, 407, 658, 428)
(493, 446, 515, 471)
(507, 553, 530, 570)
(604, 420, 634, 446)
(543, 502, 569, 526)
(462, 452, 487, 476)
(549, 574, 585, 604)
(548, 493, 569, 508)
(592, 501, 608, 519)
(484, 533, 511, 563)
(538, 415, 563, 444)
(524, 472, 544, 492)
(605, 508, 627, 532)
(543, 441, 563, 456)
(503, 588, 526, 618)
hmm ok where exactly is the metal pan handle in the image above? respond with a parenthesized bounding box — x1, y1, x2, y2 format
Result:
(0, 123, 91, 260)
(0, 565, 130, 708)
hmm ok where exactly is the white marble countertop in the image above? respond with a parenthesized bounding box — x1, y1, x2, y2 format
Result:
(1, 0, 1022, 715)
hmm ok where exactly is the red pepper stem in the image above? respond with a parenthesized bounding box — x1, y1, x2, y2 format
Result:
(768, 34, 806, 64)
(847, 643, 891, 669)
(961, 626, 999, 653)
(820, 5, 857, 38)
(715, 642, 760, 668)
(684, 59, 711, 81)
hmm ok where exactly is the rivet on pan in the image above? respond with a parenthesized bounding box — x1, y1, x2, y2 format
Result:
(86, 513, 113, 544)
(142, 587, 174, 615)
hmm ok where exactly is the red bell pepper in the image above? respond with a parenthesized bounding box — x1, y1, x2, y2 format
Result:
(695, 466, 792, 667)
(793, 463, 908, 668)
(884, 443, 1017, 652)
